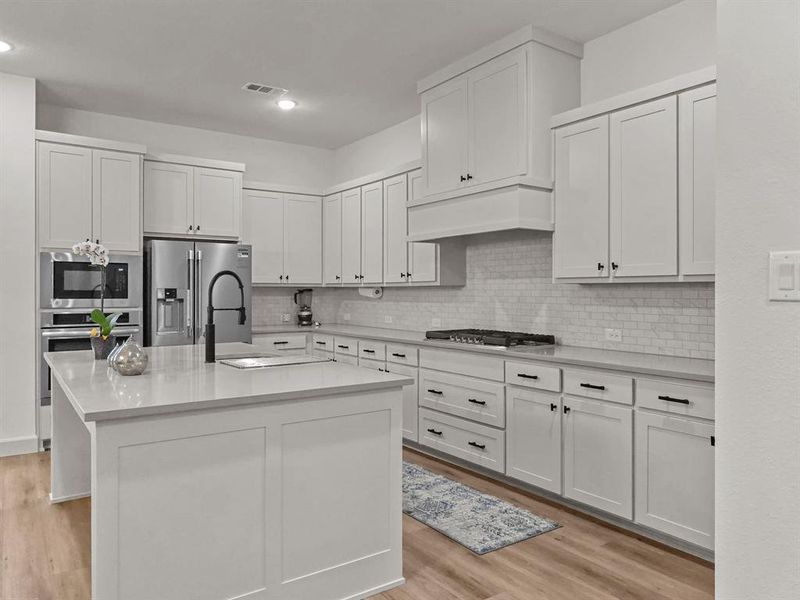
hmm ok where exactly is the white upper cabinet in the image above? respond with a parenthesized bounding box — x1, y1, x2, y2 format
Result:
(193, 167, 241, 239)
(361, 182, 384, 284)
(323, 193, 342, 284)
(468, 47, 527, 187)
(144, 157, 244, 240)
(241, 190, 321, 285)
(242, 189, 284, 284)
(610, 96, 678, 278)
(383, 174, 409, 284)
(407, 170, 438, 283)
(553, 115, 610, 279)
(679, 84, 716, 276)
(340, 187, 362, 284)
(38, 139, 143, 252)
(421, 76, 469, 196)
(143, 161, 193, 236)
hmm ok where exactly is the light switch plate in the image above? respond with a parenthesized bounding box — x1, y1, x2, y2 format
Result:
(769, 251, 800, 301)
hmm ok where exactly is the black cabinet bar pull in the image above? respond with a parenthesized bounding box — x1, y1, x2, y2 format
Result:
(337, 344, 349, 349)
(468, 398, 486, 406)
(362, 349, 375, 354)
(273, 341, 289, 345)
(315, 341, 326, 345)
(391, 353, 406, 358)
(427, 389, 443, 395)
(658, 395, 690, 405)
(466, 174, 473, 180)
(550, 403, 558, 412)
(563, 405, 571, 414)
(460, 175, 466, 182)
(611, 262, 619, 271)
(517, 373, 539, 380)
(711, 435, 715, 447)
(468, 441, 485, 449)
(580, 383, 605, 390)
(597, 262, 604, 271)
(427, 428, 442, 436)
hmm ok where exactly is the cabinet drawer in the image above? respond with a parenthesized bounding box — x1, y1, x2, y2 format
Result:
(420, 348, 504, 381)
(311, 334, 334, 353)
(334, 336, 358, 356)
(419, 369, 505, 427)
(419, 408, 505, 473)
(505, 361, 561, 392)
(253, 333, 307, 350)
(334, 353, 358, 366)
(359, 357, 387, 372)
(387, 343, 419, 366)
(636, 377, 714, 420)
(358, 339, 386, 361)
(564, 368, 633, 405)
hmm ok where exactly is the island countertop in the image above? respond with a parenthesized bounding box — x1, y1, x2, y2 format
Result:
(45, 342, 413, 422)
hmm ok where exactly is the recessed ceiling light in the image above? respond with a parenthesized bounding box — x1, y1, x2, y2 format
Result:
(0, 41, 13, 53)
(277, 99, 297, 111)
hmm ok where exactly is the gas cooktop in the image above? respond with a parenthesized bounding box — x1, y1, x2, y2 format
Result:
(425, 329, 555, 347)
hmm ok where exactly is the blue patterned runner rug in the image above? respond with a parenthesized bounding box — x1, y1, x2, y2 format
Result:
(402, 461, 560, 555)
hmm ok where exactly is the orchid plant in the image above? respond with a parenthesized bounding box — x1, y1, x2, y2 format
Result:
(72, 240, 121, 339)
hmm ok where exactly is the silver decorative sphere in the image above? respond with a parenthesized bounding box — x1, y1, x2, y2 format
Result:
(112, 338, 149, 376)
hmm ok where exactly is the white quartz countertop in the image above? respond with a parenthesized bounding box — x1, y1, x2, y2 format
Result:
(45, 342, 413, 422)
(253, 324, 715, 382)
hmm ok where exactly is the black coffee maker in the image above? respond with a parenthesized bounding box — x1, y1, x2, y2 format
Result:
(293, 289, 313, 326)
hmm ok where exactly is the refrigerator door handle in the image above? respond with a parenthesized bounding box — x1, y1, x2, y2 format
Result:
(196, 250, 203, 341)
(186, 250, 194, 340)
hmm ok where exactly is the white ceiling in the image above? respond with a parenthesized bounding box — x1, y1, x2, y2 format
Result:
(0, 0, 680, 149)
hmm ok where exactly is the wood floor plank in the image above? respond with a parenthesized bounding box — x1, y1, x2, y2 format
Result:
(0, 449, 714, 600)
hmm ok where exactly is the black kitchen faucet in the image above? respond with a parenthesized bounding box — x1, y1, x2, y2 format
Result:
(205, 270, 247, 363)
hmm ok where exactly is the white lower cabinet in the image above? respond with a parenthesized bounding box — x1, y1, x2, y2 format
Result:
(419, 408, 505, 473)
(387, 363, 419, 443)
(505, 388, 562, 494)
(562, 396, 633, 519)
(635, 411, 715, 549)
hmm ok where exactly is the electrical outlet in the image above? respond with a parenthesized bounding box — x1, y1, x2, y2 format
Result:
(431, 318, 442, 328)
(384, 315, 393, 324)
(343, 313, 351, 321)
(281, 313, 291, 323)
(605, 328, 622, 342)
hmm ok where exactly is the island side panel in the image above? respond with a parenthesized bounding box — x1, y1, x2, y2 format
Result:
(50, 379, 92, 503)
(91, 387, 404, 600)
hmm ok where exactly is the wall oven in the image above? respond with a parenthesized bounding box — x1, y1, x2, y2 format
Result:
(40, 251, 143, 309)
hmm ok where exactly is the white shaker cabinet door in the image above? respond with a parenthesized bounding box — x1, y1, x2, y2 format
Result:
(468, 46, 528, 187)
(421, 75, 469, 196)
(679, 84, 716, 276)
(93, 150, 141, 252)
(340, 188, 362, 284)
(610, 96, 678, 277)
(388, 363, 419, 443)
(144, 161, 193, 236)
(635, 412, 715, 549)
(242, 190, 284, 284)
(323, 193, 342, 284)
(284, 193, 322, 285)
(562, 396, 633, 519)
(361, 182, 383, 284)
(506, 388, 562, 494)
(383, 174, 408, 284)
(407, 169, 437, 283)
(38, 142, 93, 248)
(193, 167, 241, 239)
(553, 115, 610, 279)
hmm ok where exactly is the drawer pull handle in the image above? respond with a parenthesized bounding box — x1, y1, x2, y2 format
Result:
(315, 341, 326, 346)
(658, 395, 690, 405)
(468, 441, 486, 450)
(337, 345, 349, 349)
(378, 368, 386, 372)
(362, 349, 376, 354)
(468, 398, 486, 406)
(517, 373, 539, 380)
(391, 353, 406, 358)
(427, 428, 442, 436)
(550, 403, 558, 412)
(580, 383, 605, 391)
(427, 389, 443, 395)
(273, 341, 289, 345)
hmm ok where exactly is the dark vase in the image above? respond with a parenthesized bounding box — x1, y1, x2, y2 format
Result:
(91, 335, 116, 360)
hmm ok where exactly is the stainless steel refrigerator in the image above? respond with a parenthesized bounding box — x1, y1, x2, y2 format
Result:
(144, 240, 252, 347)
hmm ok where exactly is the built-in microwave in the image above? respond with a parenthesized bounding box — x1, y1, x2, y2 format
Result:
(40, 252, 143, 309)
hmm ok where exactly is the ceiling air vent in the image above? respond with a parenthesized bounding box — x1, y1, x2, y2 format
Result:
(241, 82, 287, 100)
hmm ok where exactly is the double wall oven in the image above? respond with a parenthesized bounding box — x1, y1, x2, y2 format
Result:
(39, 252, 143, 409)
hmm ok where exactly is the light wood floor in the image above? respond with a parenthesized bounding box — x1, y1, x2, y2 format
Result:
(0, 449, 713, 600)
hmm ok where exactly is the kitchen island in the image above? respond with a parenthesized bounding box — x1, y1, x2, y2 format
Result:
(45, 343, 412, 600)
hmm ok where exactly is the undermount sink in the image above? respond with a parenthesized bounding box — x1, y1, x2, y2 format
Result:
(219, 355, 332, 369)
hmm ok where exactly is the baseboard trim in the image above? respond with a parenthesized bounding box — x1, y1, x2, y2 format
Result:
(343, 578, 405, 600)
(0, 435, 39, 458)
(50, 491, 91, 504)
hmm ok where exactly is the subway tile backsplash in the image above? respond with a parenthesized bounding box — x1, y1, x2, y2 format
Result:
(252, 231, 714, 359)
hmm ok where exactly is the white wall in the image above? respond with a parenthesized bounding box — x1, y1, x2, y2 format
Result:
(37, 104, 334, 189)
(716, 2, 800, 598)
(0, 73, 38, 456)
(580, 0, 715, 104)
(331, 116, 419, 182)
